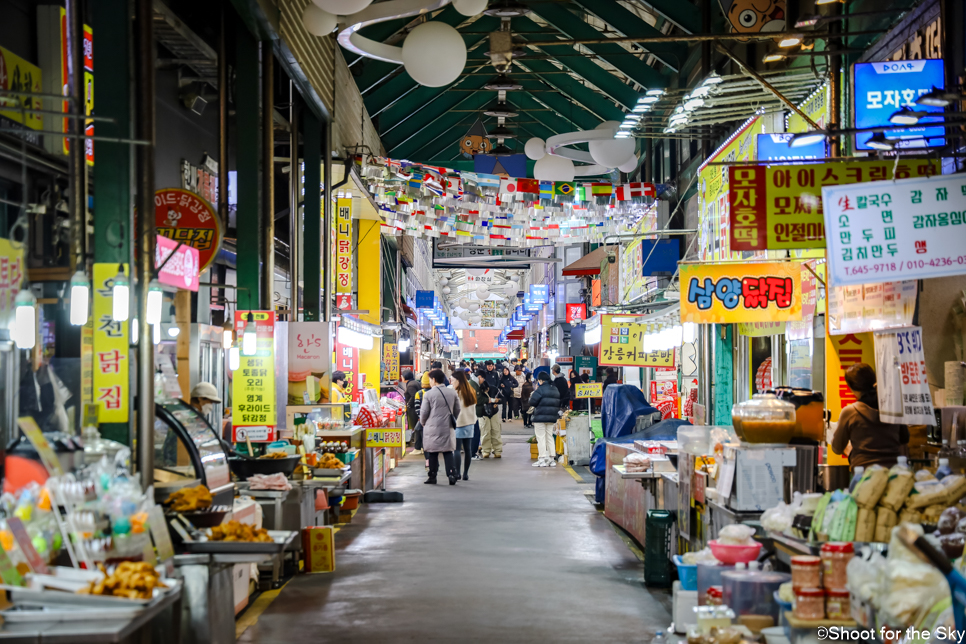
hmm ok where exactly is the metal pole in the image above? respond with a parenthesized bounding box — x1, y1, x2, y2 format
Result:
(218, 5, 228, 230)
(135, 0, 156, 489)
(65, 0, 84, 272)
(289, 82, 300, 320)
(261, 44, 275, 311)
(828, 3, 842, 157)
(323, 122, 332, 322)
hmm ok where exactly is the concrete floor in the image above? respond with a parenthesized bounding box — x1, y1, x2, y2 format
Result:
(239, 419, 672, 643)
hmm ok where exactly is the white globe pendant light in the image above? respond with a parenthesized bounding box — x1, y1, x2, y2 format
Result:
(475, 284, 490, 298)
(442, 286, 451, 294)
(589, 121, 636, 169)
(467, 302, 480, 312)
(402, 22, 466, 88)
(533, 154, 575, 182)
(312, 0, 371, 15)
(524, 137, 546, 161)
(469, 314, 482, 323)
(459, 297, 469, 308)
(459, 311, 470, 320)
(453, 0, 488, 16)
(303, 5, 337, 36)
(440, 277, 449, 286)
(618, 155, 639, 173)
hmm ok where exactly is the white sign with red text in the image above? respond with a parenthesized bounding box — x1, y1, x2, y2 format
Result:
(874, 326, 935, 426)
(156, 235, 200, 291)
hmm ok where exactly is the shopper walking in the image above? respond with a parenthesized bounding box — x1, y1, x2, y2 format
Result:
(831, 363, 909, 470)
(402, 370, 420, 448)
(419, 369, 461, 485)
(520, 373, 534, 429)
(511, 366, 526, 420)
(471, 371, 485, 459)
(477, 370, 503, 458)
(551, 365, 571, 412)
(528, 372, 561, 467)
(499, 367, 517, 422)
(449, 370, 477, 481)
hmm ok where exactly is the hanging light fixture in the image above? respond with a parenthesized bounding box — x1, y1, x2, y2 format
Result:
(69, 269, 90, 326)
(483, 102, 519, 118)
(153, 322, 161, 345)
(12, 289, 36, 349)
(222, 321, 233, 349)
(111, 264, 129, 322)
(242, 312, 257, 356)
(683, 322, 696, 344)
(228, 346, 240, 371)
(146, 280, 164, 326)
(484, 74, 523, 91)
(131, 318, 139, 345)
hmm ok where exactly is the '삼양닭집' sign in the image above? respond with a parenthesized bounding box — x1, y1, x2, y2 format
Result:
(679, 262, 802, 324)
(822, 173, 966, 287)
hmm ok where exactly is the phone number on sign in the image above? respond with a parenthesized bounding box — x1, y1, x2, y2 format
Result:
(844, 255, 966, 277)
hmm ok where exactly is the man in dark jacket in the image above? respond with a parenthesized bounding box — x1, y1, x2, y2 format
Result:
(551, 365, 571, 411)
(431, 361, 450, 386)
(528, 372, 561, 467)
(402, 370, 420, 442)
(603, 368, 619, 394)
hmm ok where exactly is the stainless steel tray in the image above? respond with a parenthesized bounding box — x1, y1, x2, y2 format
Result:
(181, 530, 297, 554)
(9, 577, 182, 610)
(0, 603, 143, 622)
(312, 467, 347, 477)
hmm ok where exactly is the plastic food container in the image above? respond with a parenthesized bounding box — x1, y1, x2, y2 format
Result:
(673, 555, 698, 591)
(721, 570, 791, 624)
(694, 605, 736, 634)
(826, 588, 850, 620)
(708, 540, 763, 565)
(706, 585, 723, 605)
(790, 555, 822, 589)
(768, 387, 826, 441)
(794, 587, 826, 620)
(731, 394, 797, 444)
(697, 562, 729, 606)
(820, 542, 854, 590)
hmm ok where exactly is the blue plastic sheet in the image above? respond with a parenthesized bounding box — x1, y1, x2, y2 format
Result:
(601, 385, 659, 438)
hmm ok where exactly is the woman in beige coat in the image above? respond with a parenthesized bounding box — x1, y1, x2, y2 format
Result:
(419, 369, 461, 485)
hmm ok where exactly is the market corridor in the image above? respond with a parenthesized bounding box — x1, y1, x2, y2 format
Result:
(238, 437, 672, 643)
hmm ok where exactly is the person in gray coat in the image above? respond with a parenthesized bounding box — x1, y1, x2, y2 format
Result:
(419, 369, 461, 485)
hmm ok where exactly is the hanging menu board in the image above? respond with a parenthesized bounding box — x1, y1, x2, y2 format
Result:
(232, 310, 277, 442)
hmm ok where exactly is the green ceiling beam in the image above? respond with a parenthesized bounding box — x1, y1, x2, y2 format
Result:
(409, 117, 532, 162)
(573, 0, 690, 71)
(634, 0, 701, 34)
(529, 5, 676, 84)
(510, 57, 625, 123)
(387, 89, 492, 156)
(506, 92, 595, 133)
(398, 112, 492, 160)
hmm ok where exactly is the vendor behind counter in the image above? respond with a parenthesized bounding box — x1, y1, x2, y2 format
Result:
(831, 363, 909, 471)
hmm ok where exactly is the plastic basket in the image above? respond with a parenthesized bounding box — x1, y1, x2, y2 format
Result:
(644, 510, 675, 587)
(672, 555, 697, 591)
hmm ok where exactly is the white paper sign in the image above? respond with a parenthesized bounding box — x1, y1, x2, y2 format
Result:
(827, 280, 917, 336)
(874, 326, 936, 425)
(822, 174, 966, 287)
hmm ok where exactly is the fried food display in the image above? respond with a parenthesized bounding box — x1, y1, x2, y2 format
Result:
(165, 484, 212, 512)
(78, 562, 167, 600)
(209, 520, 274, 543)
(317, 453, 345, 470)
(259, 451, 290, 459)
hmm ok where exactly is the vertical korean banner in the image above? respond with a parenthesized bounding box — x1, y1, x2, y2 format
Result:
(334, 323, 359, 402)
(232, 311, 277, 441)
(874, 326, 935, 426)
(825, 332, 875, 465)
(92, 264, 129, 422)
(383, 343, 399, 382)
(335, 197, 353, 310)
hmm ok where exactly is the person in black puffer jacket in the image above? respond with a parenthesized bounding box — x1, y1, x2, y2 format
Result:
(527, 372, 560, 467)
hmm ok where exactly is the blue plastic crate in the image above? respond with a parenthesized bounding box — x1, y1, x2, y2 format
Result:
(672, 555, 697, 591)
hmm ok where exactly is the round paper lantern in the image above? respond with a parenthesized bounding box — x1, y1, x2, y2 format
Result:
(440, 277, 449, 286)
(533, 155, 575, 182)
(475, 285, 490, 298)
(442, 286, 451, 294)
(505, 280, 518, 293)
(524, 137, 546, 161)
(312, 0, 372, 15)
(453, 0, 488, 16)
(589, 121, 636, 169)
(618, 155, 639, 173)
(459, 297, 469, 308)
(469, 314, 482, 323)
(302, 5, 337, 36)
(467, 302, 480, 311)
(459, 311, 470, 321)
(402, 22, 466, 88)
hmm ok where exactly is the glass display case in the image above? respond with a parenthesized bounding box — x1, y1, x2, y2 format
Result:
(285, 403, 352, 433)
(154, 400, 232, 504)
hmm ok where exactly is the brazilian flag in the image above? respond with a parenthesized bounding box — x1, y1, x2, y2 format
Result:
(554, 182, 575, 197)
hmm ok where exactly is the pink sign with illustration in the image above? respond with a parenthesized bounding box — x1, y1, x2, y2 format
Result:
(156, 235, 200, 291)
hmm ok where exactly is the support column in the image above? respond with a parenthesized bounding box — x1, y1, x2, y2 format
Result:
(261, 44, 275, 311)
(302, 108, 322, 321)
(288, 83, 299, 320)
(235, 18, 261, 310)
(91, 0, 131, 445)
(323, 122, 332, 321)
(357, 220, 382, 389)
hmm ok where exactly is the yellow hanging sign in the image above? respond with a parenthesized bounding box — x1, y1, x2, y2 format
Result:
(574, 382, 603, 398)
(92, 263, 129, 423)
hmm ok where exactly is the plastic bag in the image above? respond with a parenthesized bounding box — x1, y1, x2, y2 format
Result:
(809, 492, 833, 542)
(717, 524, 756, 545)
(852, 464, 889, 508)
(828, 496, 858, 542)
(880, 463, 916, 511)
(761, 501, 795, 534)
(846, 545, 886, 602)
(682, 547, 720, 565)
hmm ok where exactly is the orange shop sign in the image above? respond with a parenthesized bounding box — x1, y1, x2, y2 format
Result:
(728, 160, 939, 251)
(679, 262, 802, 324)
(155, 188, 223, 274)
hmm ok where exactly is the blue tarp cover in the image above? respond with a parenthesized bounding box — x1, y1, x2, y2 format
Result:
(601, 385, 659, 438)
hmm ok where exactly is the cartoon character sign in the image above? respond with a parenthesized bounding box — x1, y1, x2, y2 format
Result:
(719, 0, 786, 33)
(460, 119, 490, 157)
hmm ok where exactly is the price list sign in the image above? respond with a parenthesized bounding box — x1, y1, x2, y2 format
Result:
(823, 174, 966, 287)
(232, 310, 277, 441)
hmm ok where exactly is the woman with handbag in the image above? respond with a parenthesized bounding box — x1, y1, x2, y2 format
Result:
(419, 369, 461, 485)
(449, 370, 478, 481)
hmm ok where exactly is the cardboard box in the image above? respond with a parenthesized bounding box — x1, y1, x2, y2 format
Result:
(302, 526, 335, 573)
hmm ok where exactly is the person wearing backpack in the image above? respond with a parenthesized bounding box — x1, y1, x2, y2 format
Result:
(528, 372, 561, 467)
(419, 369, 461, 485)
(476, 369, 503, 458)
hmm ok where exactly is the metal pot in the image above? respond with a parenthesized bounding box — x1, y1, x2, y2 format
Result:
(817, 464, 851, 492)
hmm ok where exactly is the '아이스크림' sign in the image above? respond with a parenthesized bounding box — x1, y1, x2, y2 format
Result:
(679, 262, 802, 324)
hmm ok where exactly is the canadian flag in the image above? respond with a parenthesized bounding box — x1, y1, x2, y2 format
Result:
(614, 182, 657, 200)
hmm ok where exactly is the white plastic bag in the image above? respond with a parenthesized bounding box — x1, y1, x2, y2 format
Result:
(717, 524, 756, 545)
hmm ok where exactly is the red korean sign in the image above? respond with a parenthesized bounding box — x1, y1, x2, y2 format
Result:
(156, 235, 200, 291)
(565, 303, 586, 325)
(155, 188, 222, 275)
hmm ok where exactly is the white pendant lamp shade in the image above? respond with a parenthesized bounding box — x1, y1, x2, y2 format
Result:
(442, 286, 451, 294)
(533, 154, 575, 182)
(302, 5, 337, 36)
(242, 316, 257, 356)
(153, 321, 162, 345)
(618, 155, 639, 173)
(459, 310, 470, 320)
(467, 302, 480, 311)
(475, 285, 490, 298)
(459, 297, 469, 308)
(69, 269, 90, 326)
(146, 280, 163, 326)
(12, 289, 36, 349)
(402, 22, 466, 88)
(524, 137, 546, 161)
(440, 277, 449, 286)
(589, 121, 637, 169)
(453, 0, 488, 16)
(469, 314, 482, 323)
(228, 346, 240, 371)
(111, 265, 129, 322)
(311, 0, 371, 15)
(506, 280, 518, 293)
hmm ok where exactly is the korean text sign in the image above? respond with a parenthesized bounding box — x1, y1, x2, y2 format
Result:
(155, 235, 200, 291)
(874, 326, 935, 426)
(155, 188, 222, 274)
(336, 197, 352, 307)
(729, 160, 939, 252)
(232, 311, 277, 438)
(599, 316, 675, 368)
(383, 343, 399, 381)
(854, 59, 945, 150)
(575, 382, 603, 398)
(680, 262, 802, 324)
(822, 173, 966, 286)
(565, 303, 586, 324)
(366, 428, 404, 449)
(92, 263, 129, 422)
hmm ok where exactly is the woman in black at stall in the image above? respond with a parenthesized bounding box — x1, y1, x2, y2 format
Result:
(498, 367, 517, 422)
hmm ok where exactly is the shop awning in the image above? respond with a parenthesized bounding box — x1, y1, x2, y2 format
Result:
(562, 245, 615, 277)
